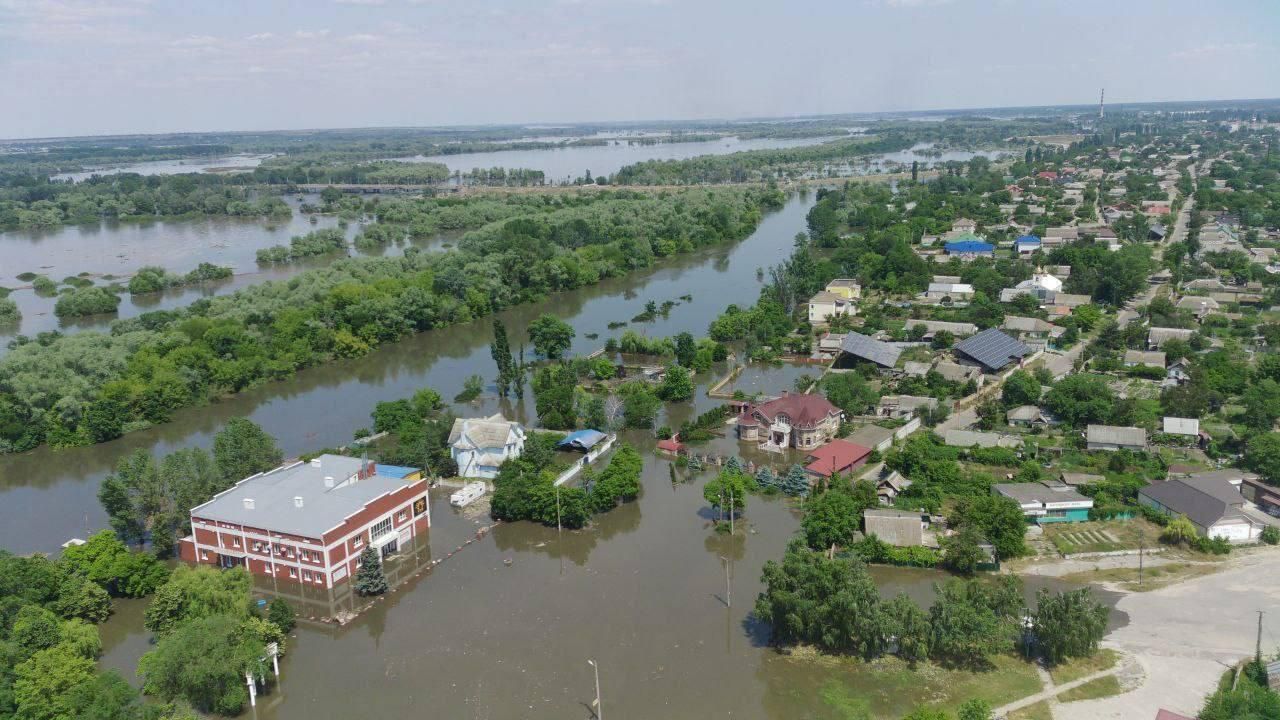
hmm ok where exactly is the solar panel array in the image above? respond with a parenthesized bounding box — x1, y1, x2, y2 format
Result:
(839, 331, 902, 368)
(954, 328, 1030, 371)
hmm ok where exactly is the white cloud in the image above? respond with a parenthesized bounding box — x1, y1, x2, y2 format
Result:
(343, 33, 382, 42)
(246, 32, 275, 41)
(334, 0, 385, 5)
(1169, 43, 1258, 61)
(169, 34, 217, 47)
(294, 29, 332, 39)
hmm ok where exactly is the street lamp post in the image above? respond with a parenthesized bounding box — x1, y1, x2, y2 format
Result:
(719, 555, 731, 608)
(587, 659, 602, 720)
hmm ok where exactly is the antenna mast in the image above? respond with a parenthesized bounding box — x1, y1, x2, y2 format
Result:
(1099, 88, 1105, 120)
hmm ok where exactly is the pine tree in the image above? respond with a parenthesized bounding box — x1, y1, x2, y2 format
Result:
(513, 344, 527, 400)
(783, 464, 811, 497)
(755, 467, 777, 490)
(725, 456, 743, 473)
(353, 546, 388, 597)
(688, 455, 703, 472)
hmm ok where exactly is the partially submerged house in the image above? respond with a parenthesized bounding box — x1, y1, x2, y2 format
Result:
(450, 414, 527, 479)
(737, 393, 843, 451)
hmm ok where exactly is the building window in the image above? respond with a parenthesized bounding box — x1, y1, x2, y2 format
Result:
(302, 570, 312, 582)
(370, 517, 393, 541)
(397, 509, 409, 523)
(352, 535, 363, 549)
(289, 568, 297, 579)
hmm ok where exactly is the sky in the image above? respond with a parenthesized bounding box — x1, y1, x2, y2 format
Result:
(1, 0, 1278, 139)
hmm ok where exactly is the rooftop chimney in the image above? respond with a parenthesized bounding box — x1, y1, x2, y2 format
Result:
(243, 498, 255, 510)
(293, 496, 304, 508)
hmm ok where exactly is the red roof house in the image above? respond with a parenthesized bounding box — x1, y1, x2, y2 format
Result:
(656, 435, 684, 454)
(1037, 171, 1058, 180)
(1154, 710, 1194, 720)
(803, 439, 873, 478)
(737, 392, 843, 451)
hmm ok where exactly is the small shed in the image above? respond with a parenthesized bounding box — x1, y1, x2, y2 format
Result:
(1086, 425, 1147, 451)
(1162, 417, 1200, 437)
(558, 429, 608, 452)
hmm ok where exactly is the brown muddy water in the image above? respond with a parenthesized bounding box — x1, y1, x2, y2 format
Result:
(94, 442, 1122, 720)
(0, 193, 816, 555)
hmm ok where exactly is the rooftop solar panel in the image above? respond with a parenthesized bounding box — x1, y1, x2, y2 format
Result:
(954, 328, 1030, 371)
(839, 331, 902, 368)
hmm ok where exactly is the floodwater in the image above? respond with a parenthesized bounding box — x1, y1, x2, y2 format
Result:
(812, 143, 1009, 179)
(0, 192, 816, 555)
(51, 154, 272, 183)
(391, 135, 843, 184)
(0, 198, 463, 341)
(91, 440, 1122, 720)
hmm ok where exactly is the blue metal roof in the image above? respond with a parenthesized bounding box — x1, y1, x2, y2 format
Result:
(945, 240, 994, 253)
(557, 429, 607, 451)
(375, 464, 420, 479)
(1016, 235, 1041, 245)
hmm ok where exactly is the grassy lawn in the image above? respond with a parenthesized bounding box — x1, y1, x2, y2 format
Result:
(1057, 674, 1122, 703)
(1007, 700, 1053, 720)
(1049, 648, 1119, 685)
(1043, 519, 1162, 555)
(1061, 557, 1226, 591)
(799, 654, 1044, 719)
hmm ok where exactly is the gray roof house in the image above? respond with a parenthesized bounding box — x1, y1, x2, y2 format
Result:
(449, 414, 527, 479)
(1007, 405, 1058, 427)
(1124, 350, 1166, 368)
(863, 508, 925, 547)
(1148, 327, 1194, 349)
(839, 332, 903, 369)
(877, 395, 939, 419)
(1139, 476, 1261, 542)
(1086, 425, 1147, 451)
(954, 328, 1032, 372)
(846, 424, 896, 453)
(944, 429, 1020, 449)
(1162, 417, 1200, 436)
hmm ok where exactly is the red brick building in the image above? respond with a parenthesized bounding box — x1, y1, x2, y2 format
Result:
(178, 454, 429, 589)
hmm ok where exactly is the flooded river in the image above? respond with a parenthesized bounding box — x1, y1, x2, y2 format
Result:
(392, 135, 841, 184)
(3, 185, 1129, 719)
(0, 192, 816, 554)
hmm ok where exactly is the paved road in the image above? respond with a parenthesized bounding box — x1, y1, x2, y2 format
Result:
(1052, 549, 1280, 720)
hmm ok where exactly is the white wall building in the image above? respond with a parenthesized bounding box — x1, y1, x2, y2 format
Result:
(449, 414, 526, 479)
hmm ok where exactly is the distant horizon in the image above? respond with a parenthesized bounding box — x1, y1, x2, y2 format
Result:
(5, 93, 1279, 144)
(3, 0, 1277, 140)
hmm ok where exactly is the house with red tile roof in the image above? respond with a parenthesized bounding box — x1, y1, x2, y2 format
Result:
(737, 392, 843, 451)
(803, 439, 873, 479)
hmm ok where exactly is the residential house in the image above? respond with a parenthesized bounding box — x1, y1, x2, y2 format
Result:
(902, 361, 931, 378)
(737, 392, 843, 451)
(803, 439, 873, 479)
(934, 361, 984, 387)
(807, 290, 857, 324)
(876, 471, 912, 505)
(846, 424, 896, 453)
(1124, 350, 1166, 368)
(450, 414, 527, 479)
(952, 218, 978, 233)
(178, 454, 430, 588)
(837, 332, 903, 371)
(1007, 405, 1058, 427)
(1000, 271, 1064, 302)
(877, 395, 939, 420)
(994, 481, 1094, 524)
(907, 320, 978, 339)
(1001, 315, 1065, 350)
(1148, 327, 1194, 349)
(824, 278, 862, 300)
(1165, 357, 1192, 385)
(863, 509, 925, 547)
(1060, 472, 1105, 487)
(1162, 417, 1200, 437)
(1086, 424, 1147, 451)
(1015, 235, 1042, 255)
(953, 328, 1032, 372)
(922, 282, 975, 305)
(1139, 476, 1262, 542)
(943, 238, 995, 259)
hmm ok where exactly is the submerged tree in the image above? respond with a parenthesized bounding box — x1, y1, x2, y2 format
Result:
(353, 546, 388, 597)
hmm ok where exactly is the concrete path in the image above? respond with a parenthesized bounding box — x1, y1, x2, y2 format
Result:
(995, 663, 1122, 717)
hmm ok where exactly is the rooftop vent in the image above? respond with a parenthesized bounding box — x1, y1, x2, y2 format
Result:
(293, 496, 304, 508)
(324, 476, 335, 488)
(243, 498, 255, 510)
(310, 458, 322, 468)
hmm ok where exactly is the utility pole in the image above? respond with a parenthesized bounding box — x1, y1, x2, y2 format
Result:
(729, 485, 735, 535)
(1138, 530, 1144, 589)
(556, 485, 562, 533)
(1257, 610, 1265, 666)
(587, 659, 603, 720)
(719, 555, 731, 608)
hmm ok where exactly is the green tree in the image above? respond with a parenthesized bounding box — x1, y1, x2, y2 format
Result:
(1160, 515, 1199, 545)
(1242, 378, 1280, 431)
(950, 496, 1027, 560)
(801, 482, 877, 552)
(703, 469, 754, 521)
(781, 464, 812, 497)
(353, 546, 388, 596)
(59, 530, 170, 598)
(940, 525, 987, 576)
(621, 385, 660, 429)
(143, 566, 252, 636)
(928, 578, 1020, 669)
(1032, 588, 1110, 665)
(490, 319, 515, 398)
(12, 646, 96, 720)
(267, 598, 296, 633)
(1245, 432, 1280, 484)
(137, 614, 266, 716)
(957, 698, 993, 720)
(885, 592, 930, 665)
(212, 418, 282, 484)
(656, 363, 694, 402)
(1000, 370, 1041, 408)
(11, 605, 62, 656)
(528, 314, 575, 360)
(1043, 374, 1115, 428)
